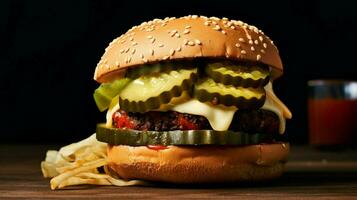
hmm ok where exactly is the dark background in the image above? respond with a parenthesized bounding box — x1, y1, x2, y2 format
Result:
(1, 0, 357, 144)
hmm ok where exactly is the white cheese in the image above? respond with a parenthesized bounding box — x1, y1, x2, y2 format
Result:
(263, 82, 292, 134)
(171, 100, 237, 131)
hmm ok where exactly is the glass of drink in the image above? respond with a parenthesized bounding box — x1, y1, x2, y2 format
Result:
(308, 80, 357, 147)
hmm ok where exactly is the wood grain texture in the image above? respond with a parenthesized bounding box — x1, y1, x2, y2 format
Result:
(1, 145, 357, 199)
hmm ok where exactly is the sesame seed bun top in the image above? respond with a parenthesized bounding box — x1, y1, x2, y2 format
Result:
(94, 15, 283, 83)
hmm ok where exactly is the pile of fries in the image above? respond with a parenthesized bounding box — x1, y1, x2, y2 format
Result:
(41, 134, 145, 189)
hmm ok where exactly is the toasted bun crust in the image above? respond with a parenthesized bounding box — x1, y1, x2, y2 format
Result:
(94, 15, 283, 83)
(107, 143, 289, 183)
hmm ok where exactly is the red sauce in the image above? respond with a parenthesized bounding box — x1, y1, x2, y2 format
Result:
(147, 145, 168, 151)
(178, 115, 199, 130)
(113, 112, 135, 129)
(308, 98, 357, 145)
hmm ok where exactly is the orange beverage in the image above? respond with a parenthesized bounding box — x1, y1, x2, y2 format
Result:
(308, 80, 357, 146)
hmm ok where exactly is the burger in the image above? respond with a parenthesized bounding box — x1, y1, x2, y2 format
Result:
(93, 15, 292, 183)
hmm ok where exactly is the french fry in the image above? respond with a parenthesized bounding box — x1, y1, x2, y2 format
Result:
(50, 159, 107, 190)
(41, 134, 147, 189)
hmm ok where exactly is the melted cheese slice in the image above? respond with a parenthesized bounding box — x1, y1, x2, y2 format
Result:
(171, 101, 237, 131)
(263, 82, 292, 134)
(105, 82, 292, 134)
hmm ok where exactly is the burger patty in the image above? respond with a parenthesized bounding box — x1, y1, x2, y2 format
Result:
(112, 109, 279, 134)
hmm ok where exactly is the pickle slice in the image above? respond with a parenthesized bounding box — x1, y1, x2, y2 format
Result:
(205, 62, 269, 88)
(194, 78, 265, 109)
(93, 78, 130, 112)
(119, 68, 197, 112)
(96, 123, 272, 146)
(126, 62, 193, 79)
(127, 63, 172, 79)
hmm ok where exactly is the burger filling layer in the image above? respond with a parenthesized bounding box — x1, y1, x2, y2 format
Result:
(94, 61, 292, 145)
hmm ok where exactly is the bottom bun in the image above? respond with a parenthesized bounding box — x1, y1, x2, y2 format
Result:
(107, 143, 289, 183)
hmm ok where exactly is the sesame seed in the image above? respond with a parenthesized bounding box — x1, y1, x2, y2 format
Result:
(249, 40, 253, 44)
(247, 35, 252, 40)
(185, 25, 191, 29)
(204, 21, 211, 26)
(259, 36, 263, 41)
(125, 48, 130, 53)
(230, 26, 235, 30)
(176, 47, 182, 52)
(129, 37, 134, 41)
(159, 44, 164, 47)
(120, 49, 125, 53)
(257, 54, 261, 60)
(188, 41, 195, 46)
(115, 61, 119, 66)
(235, 43, 240, 48)
(191, 15, 198, 19)
(151, 38, 156, 43)
(163, 55, 169, 60)
(127, 57, 132, 63)
(221, 30, 227, 35)
(263, 43, 267, 48)
(131, 49, 136, 54)
(238, 38, 245, 42)
(212, 21, 217, 25)
(240, 50, 247, 54)
(195, 39, 202, 45)
(236, 20, 244, 26)
(140, 54, 144, 58)
(105, 64, 109, 69)
(147, 35, 153, 39)
(251, 46, 255, 51)
(260, 49, 266, 54)
(142, 58, 148, 63)
(184, 39, 189, 45)
(183, 29, 190, 34)
(271, 40, 274, 45)
(254, 40, 259, 45)
(175, 33, 180, 38)
(132, 42, 138, 46)
(150, 49, 154, 55)
(170, 49, 175, 56)
(213, 25, 221, 31)
(210, 16, 220, 21)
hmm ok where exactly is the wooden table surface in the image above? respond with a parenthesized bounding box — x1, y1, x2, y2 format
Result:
(1, 144, 357, 199)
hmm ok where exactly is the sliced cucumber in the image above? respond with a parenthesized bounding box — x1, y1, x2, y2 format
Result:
(205, 62, 269, 88)
(93, 78, 130, 112)
(119, 68, 197, 112)
(96, 123, 272, 146)
(194, 78, 265, 109)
